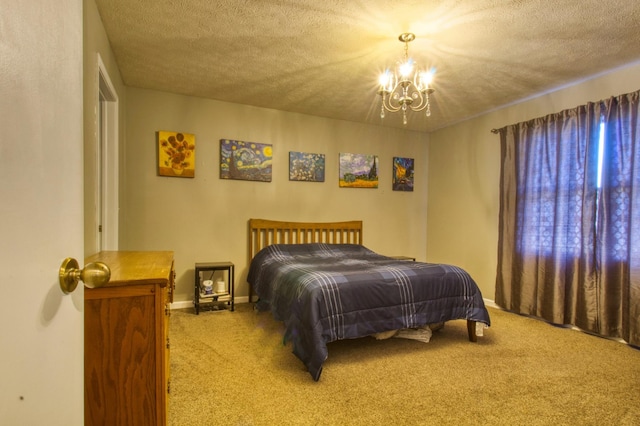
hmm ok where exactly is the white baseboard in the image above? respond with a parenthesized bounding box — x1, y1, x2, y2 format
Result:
(171, 296, 251, 310)
(170, 296, 630, 346)
(483, 298, 500, 309)
(172, 297, 500, 310)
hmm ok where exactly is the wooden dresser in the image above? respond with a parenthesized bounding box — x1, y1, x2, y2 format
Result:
(84, 251, 174, 426)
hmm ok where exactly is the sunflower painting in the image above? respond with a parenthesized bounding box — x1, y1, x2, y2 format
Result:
(158, 131, 195, 178)
(220, 139, 273, 182)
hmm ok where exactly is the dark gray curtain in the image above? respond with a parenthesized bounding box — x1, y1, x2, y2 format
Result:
(599, 91, 640, 345)
(495, 90, 640, 346)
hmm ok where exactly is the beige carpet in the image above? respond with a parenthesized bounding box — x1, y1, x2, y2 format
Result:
(168, 303, 640, 425)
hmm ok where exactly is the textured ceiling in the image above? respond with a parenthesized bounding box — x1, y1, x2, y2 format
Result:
(94, 0, 640, 132)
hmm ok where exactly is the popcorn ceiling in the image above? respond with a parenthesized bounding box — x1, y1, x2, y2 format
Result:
(94, 0, 640, 132)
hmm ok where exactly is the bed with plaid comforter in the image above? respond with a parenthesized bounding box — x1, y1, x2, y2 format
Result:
(247, 243, 490, 381)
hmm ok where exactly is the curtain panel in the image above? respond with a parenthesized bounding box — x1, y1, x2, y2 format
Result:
(495, 90, 640, 346)
(599, 91, 640, 344)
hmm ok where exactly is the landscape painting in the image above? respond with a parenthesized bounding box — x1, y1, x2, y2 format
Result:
(392, 157, 414, 191)
(339, 153, 378, 188)
(289, 151, 325, 182)
(220, 139, 272, 182)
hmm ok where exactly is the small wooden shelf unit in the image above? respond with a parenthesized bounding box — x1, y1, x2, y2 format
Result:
(194, 261, 235, 314)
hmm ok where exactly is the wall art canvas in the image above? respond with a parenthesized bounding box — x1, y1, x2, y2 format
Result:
(392, 157, 414, 191)
(339, 153, 378, 188)
(157, 131, 195, 178)
(220, 139, 273, 182)
(289, 151, 325, 182)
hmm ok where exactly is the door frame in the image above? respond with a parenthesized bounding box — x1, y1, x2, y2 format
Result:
(97, 54, 119, 251)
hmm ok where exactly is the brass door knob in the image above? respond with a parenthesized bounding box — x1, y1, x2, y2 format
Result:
(59, 257, 111, 294)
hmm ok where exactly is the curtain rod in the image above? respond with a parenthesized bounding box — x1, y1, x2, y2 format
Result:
(491, 128, 500, 134)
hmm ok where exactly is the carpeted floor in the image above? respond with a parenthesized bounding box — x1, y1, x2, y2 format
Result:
(168, 303, 640, 425)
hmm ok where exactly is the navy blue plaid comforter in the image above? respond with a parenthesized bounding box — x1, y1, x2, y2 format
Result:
(247, 243, 491, 380)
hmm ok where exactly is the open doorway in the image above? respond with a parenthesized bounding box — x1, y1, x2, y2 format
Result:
(97, 54, 119, 251)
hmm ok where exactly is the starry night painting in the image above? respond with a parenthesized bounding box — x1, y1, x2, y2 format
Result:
(339, 153, 378, 188)
(392, 156, 414, 191)
(220, 139, 272, 182)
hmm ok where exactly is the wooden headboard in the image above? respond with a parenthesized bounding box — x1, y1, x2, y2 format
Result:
(248, 218, 363, 260)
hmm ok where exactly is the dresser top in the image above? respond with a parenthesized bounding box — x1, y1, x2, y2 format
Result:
(85, 251, 174, 287)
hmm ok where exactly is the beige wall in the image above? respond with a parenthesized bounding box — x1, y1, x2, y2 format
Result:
(427, 61, 640, 300)
(121, 88, 430, 302)
(83, 0, 640, 306)
(83, 0, 127, 257)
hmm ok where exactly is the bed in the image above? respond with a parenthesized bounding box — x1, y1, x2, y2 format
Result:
(247, 218, 491, 381)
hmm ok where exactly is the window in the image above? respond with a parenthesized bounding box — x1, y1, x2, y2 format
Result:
(496, 90, 640, 346)
(517, 116, 597, 258)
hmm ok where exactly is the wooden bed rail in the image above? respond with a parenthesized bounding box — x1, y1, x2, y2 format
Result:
(248, 218, 363, 260)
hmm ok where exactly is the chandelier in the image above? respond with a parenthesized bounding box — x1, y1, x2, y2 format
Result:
(377, 33, 435, 125)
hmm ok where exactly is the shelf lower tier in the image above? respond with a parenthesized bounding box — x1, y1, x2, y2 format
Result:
(198, 292, 231, 302)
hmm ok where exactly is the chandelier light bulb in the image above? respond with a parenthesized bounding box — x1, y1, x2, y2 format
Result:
(399, 60, 413, 77)
(378, 71, 392, 90)
(419, 70, 434, 90)
(377, 33, 435, 124)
